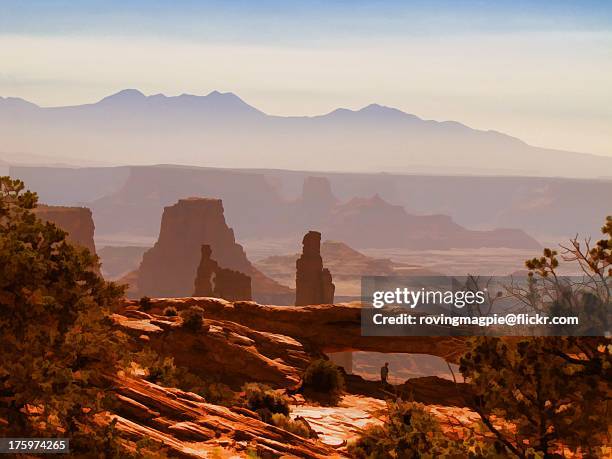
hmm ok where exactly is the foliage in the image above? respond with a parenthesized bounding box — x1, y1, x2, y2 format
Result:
(348, 401, 503, 459)
(132, 348, 236, 406)
(302, 359, 345, 395)
(460, 336, 611, 457)
(525, 215, 611, 300)
(459, 216, 612, 458)
(0, 177, 127, 452)
(270, 413, 314, 438)
(138, 296, 152, 312)
(162, 306, 178, 317)
(133, 348, 178, 385)
(242, 382, 290, 422)
(132, 436, 170, 458)
(179, 305, 207, 332)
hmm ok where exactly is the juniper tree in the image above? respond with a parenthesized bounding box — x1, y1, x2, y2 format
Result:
(0, 177, 126, 451)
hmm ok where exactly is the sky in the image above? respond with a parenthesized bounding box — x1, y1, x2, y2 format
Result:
(1, 0, 611, 156)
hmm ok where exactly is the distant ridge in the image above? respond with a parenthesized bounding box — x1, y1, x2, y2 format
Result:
(0, 89, 610, 178)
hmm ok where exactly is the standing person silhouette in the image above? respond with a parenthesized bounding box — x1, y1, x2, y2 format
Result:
(380, 362, 389, 385)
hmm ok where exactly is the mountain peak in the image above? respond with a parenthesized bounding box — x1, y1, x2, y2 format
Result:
(99, 89, 146, 104)
(359, 103, 418, 120)
(205, 90, 246, 103)
(0, 96, 39, 109)
(202, 90, 262, 114)
(323, 103, 418, 121)
(88, 89, 263, 116)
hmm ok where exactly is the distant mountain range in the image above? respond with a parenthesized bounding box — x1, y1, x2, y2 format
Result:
(1, 89, 611, 177)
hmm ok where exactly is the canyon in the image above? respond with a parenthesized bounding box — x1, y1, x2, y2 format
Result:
(105, 297, 478, 457)
(12, 163, 611, 244)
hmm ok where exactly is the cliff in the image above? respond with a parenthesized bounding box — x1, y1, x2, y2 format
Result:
(324, 194, 541, 249)
(34, 204, 97, 253)
(136, 198, 292, 303)
(193, 244, 252, 301)
(295, 231, 335, 305)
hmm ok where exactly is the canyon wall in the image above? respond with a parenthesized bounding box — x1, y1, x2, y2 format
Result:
(15, 164, 611, 243)
(137, 198, 292, 303)
(35, 205, 97, 254)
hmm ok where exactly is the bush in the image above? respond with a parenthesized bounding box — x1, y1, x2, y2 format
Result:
(270, 413, 314, 439)
(0, 176, 127, 452)
(133, 348, 236, 406)
(348, 401, 501, 459)
(180, 305, 206, 331)
(197, 382, 236, 407)
(460, 336, 611, 457)
(456, 218, 612, 457)
(163, 306, 178, 316)
(139, 296, 153, 311)
(303, 359, 345, 395)
(243, 383, 290, 422)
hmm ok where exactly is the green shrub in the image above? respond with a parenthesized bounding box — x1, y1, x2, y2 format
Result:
(133, 436, 170, 458)
(197, 382, 236, 407)
(303, 359, 345, 395)
(270, 413, 314, 439)
(0, 176, 127, 452)
(139, 296, 153, 311)
(133, 348, 236, 406)
(163, 306, 178, 316)
(348, 401, 501, 459)
(243, 383, 290, 422)
(180, 305, 206, 331)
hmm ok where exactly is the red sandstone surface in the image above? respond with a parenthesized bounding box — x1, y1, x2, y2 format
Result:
(105, 298, 486, 457)
(295, 231, 335, 306)
(193, 244, 252, 301)
(135, 198, 292, 303)
(34, 204, 97, 253)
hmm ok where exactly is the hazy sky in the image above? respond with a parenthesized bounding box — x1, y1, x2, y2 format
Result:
(1, 1, 611, 156)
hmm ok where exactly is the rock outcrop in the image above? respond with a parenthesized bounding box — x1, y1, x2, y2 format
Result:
(108, 375, 339, 458)
(136, 198, 292, 303)
(113, 308, 309, 389)
(34, 205, 97, 253)
(193, 245, 252, 301)
(119, 298, 467, 364)
(109, 300, 481, 457)
(296, 231, 335, 306)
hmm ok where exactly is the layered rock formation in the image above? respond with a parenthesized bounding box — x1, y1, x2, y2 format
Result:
(295, 176, 338, 227)
(107, 375, 338, 458)
(34, 205, 97, 253)
(136, 198, 292, 303)
(295, 231, 335, 305)
(87, 168, 543, 252)
(105, 299, 492, 456)
(119, 298, 468, 364)
(193, 245, 252, 301)
(90, 165, 287, 239)
(113, 308, 309, 388)
(324, 194, 541, 249)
